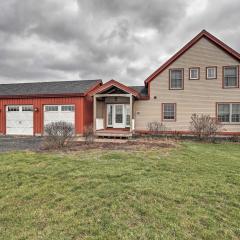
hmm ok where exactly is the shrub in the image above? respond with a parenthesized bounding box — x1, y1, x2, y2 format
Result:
(147, 121, 167, 135)
(190, 114, 221, 140)
(44, 121, 74, 149)
(228, 135, 240, 142)
(84, 125, 94, 144)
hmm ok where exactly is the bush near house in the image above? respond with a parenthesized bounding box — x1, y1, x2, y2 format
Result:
(147, 121, 167, 135)
(44, 121, 74, 149)
(83, 125, 95, 144)
(190, 113, 221, 140)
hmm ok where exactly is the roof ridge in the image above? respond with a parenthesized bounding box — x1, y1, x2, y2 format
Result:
(0, 79, 102, 86)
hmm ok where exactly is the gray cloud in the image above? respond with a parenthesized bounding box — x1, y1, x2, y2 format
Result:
(0, 0, 239, 85)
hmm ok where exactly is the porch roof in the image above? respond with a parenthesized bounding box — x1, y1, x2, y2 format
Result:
(90, 79, 148, 99)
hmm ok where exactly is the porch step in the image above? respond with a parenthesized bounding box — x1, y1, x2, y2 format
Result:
(95, 131, 132, 139)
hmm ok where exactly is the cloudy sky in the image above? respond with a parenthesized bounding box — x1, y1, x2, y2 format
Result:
(0, 0, 239, 85)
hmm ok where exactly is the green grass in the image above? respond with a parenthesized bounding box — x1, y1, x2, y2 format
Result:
(0, 142, 240, 240)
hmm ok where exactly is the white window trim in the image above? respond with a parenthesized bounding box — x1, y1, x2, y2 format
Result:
(206, 67, 217, 79)
(217, 103, 240, 124)
(189, 68, 199, 80)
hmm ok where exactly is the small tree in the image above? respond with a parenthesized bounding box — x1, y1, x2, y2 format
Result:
(44, 121, 74, 149)
(147, 121, 167, 135)
(83, 125, 94, 144)
(190, 114, 221, 140)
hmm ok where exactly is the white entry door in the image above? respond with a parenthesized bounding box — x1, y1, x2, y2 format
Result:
(6, 105, 34, 135)
(114, 104, 125, 128)
(107, 104, 130, 128)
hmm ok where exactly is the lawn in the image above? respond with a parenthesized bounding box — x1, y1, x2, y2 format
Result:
(0, 142, 240, 240)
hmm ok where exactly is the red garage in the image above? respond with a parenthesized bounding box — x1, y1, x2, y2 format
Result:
(0, 80, 102, 136)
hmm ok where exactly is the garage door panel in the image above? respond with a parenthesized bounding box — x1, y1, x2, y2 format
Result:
(44, 105, 75, 129)
(6, 105, 33, 135)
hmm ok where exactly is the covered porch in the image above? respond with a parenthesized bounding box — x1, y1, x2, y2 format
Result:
(91, 80, 141, 138)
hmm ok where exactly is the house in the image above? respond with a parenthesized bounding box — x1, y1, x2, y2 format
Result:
(0, 80, 101, 135)
(91, 30, 240, 136)
(0, 30, 239, 137)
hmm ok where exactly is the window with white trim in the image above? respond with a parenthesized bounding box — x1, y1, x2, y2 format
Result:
(45, 106, 58, 112)
(223, 66, 238, 88)
(189, 68, 199, 80)
(163, 103, 176, 121)
(217, 103, 240, 123)
(61, 105, 75, 112)
(206, 67, 217, 79)
(170, 69, 184, 89)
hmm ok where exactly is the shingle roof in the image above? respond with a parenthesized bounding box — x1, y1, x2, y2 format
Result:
(129, 86, 148, 97)
(0, 80, 102, 97)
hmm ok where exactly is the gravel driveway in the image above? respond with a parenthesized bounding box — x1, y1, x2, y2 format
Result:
(0, 136, 43, 152)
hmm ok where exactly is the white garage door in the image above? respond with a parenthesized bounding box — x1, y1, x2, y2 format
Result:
(6, 105, 34, 135)
(44, 105, 75, 128)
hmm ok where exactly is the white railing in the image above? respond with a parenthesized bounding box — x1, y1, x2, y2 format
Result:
(96, 118, 104, 130)
(132, 119, 135, 130)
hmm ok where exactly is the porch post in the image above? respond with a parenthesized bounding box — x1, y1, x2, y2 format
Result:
(93, 95, 97, 133)
(129, 94, 133, 132)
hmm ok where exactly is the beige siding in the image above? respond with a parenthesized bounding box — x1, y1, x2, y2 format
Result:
(96, 100, 104, 118)
(135, 37, 240, 132)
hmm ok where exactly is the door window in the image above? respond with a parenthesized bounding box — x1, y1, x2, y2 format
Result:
(107, 105, 113, 126)
(115, 105, 123, 123)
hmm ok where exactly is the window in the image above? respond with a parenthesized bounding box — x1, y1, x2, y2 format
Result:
(61, 105, 75, 112)
(125, 105, 130, 126)
(22, 106, 33, 112)
(217, 103, 240, 123)
(163, 103, 176, 121)
(107, 105, 113, 126)
(223, 66, 238, 88)
(170, 69, 184, 89)
(189, 68, 199, 80)
(8, 106, 19, 112)
(45, 106, 58, 112)
(232, 104, 240, 123)
(206, 67, 217, 79)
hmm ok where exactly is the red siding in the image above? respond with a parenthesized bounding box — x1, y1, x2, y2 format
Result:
(83, 96, 94, 131)
(0, 96, 87, 135)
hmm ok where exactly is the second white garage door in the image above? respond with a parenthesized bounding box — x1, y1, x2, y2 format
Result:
(44, 105, 75, 128)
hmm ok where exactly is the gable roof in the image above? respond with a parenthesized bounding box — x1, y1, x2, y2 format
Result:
(145, 30, 240, 85)
(0, 79, 102, 98)
(90, 79, 142, 98)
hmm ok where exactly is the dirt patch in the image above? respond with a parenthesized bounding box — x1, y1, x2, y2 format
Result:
(66, 138, 178, 151)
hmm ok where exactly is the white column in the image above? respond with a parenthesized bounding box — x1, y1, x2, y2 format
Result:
(93, 95, 97, 133)
(129, 95, 133, 132)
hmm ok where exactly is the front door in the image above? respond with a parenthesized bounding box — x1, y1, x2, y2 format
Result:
(114, 104, 124, 128)
(107, 104, 128, 128)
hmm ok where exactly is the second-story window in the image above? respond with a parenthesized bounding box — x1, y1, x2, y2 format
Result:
(189, 68, 199, 80)
(206, 67, 217, 79)
(223, 66, 238, 88)
(169, 69, 184, 90)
